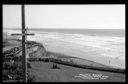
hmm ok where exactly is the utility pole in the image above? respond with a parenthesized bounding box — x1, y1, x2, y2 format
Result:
(22, 5, 26, 82)
(11, 5, 35, 82)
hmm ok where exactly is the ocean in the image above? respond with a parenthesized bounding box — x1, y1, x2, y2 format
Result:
(3, 28, 125, 69)
(30, 29, 125, 37)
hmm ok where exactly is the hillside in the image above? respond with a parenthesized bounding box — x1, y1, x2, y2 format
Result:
(28, 62, 125, 82)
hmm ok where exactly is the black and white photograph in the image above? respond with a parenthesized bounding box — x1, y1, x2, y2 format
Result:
(2, 4, 125, 82)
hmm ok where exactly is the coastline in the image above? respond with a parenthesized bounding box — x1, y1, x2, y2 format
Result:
(3, 38, 125, 73)
(34, 38, 125, 69)
(3, 38, 125, 82)
(3, 29, 125, 69)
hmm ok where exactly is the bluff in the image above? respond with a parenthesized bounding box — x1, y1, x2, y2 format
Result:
(17, 41, 47, 58)
(3, 40, 47, 59)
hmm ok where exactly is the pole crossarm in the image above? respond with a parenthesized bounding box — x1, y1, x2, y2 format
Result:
(11, 33, 35, 36)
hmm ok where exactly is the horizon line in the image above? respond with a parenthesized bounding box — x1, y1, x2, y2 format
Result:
(3, 27, 125, 30)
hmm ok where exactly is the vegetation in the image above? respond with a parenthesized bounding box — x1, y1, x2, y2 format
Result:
(3, 58, 35, 82)
(3, 45, 36, 82)
(3, 46, 22, 56)
(2, 61, 23, 82)
(27, 71, 36, 82)
(51, 63, 60, 69)
(27, 62, 32, 69)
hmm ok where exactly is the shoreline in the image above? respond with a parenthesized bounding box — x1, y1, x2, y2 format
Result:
(45, 51, 125, 74)
(3, 30, 125, 69)
(38, 39, 125, 69)
(3, 39, 125, 73)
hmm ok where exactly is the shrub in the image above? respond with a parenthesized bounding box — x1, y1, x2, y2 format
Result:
(27, 62, 32, 68)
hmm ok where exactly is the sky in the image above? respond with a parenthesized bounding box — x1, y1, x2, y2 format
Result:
(3, 5, 125, 29)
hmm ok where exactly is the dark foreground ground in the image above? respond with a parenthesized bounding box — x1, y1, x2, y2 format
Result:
(28, 61, 125, 82)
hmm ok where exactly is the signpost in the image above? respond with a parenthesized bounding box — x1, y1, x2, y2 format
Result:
(11, 5, 35, 82)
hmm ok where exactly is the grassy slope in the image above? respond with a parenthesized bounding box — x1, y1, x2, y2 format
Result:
(28, 62, 125, 82)
(46, 51, 125, 73)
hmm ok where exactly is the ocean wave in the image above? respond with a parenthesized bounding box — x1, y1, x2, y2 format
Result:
(33, 31, 125, 60)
